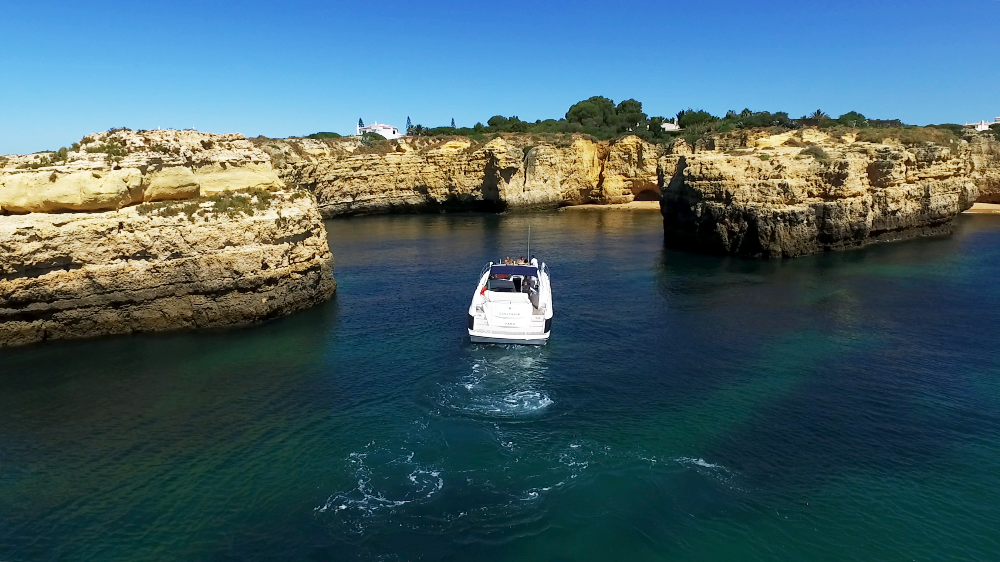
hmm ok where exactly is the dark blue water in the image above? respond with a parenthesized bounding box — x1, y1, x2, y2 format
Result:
(2, 210, 999, 561)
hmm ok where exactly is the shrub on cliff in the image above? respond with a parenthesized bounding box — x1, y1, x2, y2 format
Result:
(799, 145, 830, 162)
(306, 132, 342, 139)
(856, 126, 958, 146)
(360, 132, 387, 145)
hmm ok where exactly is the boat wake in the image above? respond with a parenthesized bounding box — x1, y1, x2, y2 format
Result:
(315, 442, 443, 533)
(439, 348, 553, 418)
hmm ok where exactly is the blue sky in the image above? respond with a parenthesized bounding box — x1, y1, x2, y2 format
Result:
(1, 0, 997, 154)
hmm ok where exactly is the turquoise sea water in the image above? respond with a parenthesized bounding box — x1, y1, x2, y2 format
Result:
(2, 210, 999, 561)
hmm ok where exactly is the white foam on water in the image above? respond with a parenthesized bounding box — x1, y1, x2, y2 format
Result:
(440, 350, 554, 418)
(315, 443, 444, 526)
(672, 456, 746, 491)
(674, 456, 729, 471)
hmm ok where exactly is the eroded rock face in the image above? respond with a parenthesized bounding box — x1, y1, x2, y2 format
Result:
(1, 129, 283, 213)
(0, 192, 335, 347)
(659, 131, 994, 257)
(256, 135, 660, 217)
(968, 135, 1000, 203)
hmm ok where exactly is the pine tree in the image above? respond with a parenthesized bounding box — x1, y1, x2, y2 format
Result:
(358, 118, 365, 128)
(451, 118, 456, 128)
(406, 116, 412, 131)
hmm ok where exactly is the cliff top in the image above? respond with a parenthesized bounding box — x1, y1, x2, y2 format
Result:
(0, 129, 272, 174)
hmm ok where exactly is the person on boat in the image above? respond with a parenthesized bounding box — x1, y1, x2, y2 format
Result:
(530, 255, 539, 268)
(517, 256, 526, 265)
(504, 256, 512, 265)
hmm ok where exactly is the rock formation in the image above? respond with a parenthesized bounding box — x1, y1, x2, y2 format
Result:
(1, 130, 336, 347)
(1, 129, 282, 213)
(658, 130, 997, 257)
(254, 135, 660, 217)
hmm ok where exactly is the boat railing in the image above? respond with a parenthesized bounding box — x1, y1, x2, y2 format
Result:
(480, 262, 492, 280)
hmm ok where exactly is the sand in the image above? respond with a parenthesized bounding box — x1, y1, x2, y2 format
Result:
(965, 203, 1000, 214)
(561, 200, 661, 211)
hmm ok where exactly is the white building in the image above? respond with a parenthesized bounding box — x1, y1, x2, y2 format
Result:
(660, 121, 682, 132)
(357, 121, 402, 140)
(964, 117, 1000, 132)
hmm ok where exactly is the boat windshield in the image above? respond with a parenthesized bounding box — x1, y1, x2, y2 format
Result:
(487, 264, 539, 294)
(486, 278, 517, 292)
(490, 265, 538, 277)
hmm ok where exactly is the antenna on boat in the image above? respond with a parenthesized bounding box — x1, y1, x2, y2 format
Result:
(527, 224, 530, 261)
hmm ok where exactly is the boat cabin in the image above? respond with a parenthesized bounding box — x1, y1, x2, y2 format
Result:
(486, 265, 538, 293)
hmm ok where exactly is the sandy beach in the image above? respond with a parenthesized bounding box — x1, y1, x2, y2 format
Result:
(965, 203, 1000, 214)
(561, 200, 661, 211)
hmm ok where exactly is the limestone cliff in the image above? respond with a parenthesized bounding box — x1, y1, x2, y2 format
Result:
(0, 191, 335, 347)
(1, 129, 282, 214)
(254, 135, 660, 217)
(1, 129, 336, 347)
(659, 130, 995, 257)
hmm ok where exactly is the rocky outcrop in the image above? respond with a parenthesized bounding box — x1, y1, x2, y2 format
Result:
(1, 129, 336, 347)
(255, 135, 660, 217)
(0, 191, 335, 347)
(968, 135, 1000, 203)
(659, 130, 996, 257)
(1, 129, 282, 213)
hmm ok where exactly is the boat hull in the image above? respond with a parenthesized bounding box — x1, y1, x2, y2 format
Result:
(469, 331, 550, 346)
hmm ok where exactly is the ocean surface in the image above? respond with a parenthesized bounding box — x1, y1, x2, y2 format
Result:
(2, 209, 999, 561)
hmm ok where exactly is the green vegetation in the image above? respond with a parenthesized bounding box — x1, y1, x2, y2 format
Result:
(136, 187, 281, 221)
(855, 126, 959, 145)
(403, 97, 984, 148)
(305, 132, 342, 139)
(85, 141, 128, 160)
(799, 145, 830, 163)
(360, 132, 386, 145)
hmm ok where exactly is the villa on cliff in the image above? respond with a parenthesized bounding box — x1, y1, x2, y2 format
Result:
(965, 117, 1000, 132)
(357, 121, 402, 140)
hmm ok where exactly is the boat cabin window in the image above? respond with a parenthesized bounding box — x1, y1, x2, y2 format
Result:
(487, 278, 516, 292)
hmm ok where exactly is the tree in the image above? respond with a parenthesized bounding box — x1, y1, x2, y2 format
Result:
(676, 109, 718, 129)
(566, 96, 616, 128)
(837, 111, 868, 127)
(406, 116, 412, 131)
(451, 118, 456, 128)
(487, 115, 508, 129)
(647, 116, 665, 139)
(809, 110, 829, 120)
(358, 118, 365, 128)
(614, 99, 646, 132)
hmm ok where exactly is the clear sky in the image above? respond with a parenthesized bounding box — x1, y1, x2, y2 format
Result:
(1, 0, 997, 154)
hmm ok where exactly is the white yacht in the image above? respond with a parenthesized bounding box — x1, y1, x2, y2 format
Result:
(468, 259, 553, 345)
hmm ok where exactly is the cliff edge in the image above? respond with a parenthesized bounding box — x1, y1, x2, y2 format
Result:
(659, 130, 997, 257)
(1, 130, 336, 347)
(254, 135, 660, 217)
